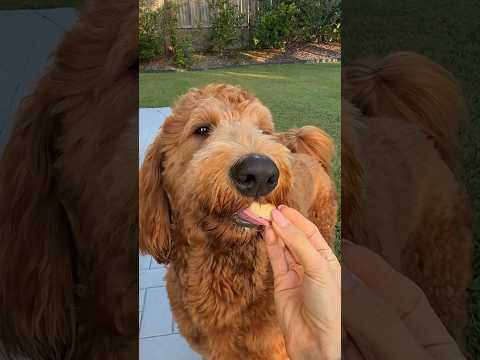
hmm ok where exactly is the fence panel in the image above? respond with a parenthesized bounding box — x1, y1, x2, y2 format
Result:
(151, 0, 257, 28)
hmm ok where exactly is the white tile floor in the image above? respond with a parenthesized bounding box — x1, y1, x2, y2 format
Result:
(139, 109, 201, 360)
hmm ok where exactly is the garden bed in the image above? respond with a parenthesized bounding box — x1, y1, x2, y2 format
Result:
(140, 42, 341, 72)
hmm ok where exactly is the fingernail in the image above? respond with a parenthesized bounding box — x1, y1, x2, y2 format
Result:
(278, 204, 288, 210)
(272, 208, 289, 227)
(341, 267, 360, 292)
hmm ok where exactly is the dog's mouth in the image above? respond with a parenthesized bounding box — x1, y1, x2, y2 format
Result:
(232, 202, 275, 229)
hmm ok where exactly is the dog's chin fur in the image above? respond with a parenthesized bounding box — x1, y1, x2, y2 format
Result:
(140, 84, 337, 359)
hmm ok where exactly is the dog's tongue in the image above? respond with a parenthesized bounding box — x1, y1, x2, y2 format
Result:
(237, 202, 275, 226)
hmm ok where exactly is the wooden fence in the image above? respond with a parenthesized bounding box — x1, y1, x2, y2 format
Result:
(147, 0, 259, 29)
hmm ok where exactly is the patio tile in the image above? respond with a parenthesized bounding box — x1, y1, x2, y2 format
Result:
(140, 254, 152, 270)
(140, 268, 166, 289)
(150, 258, 164, 269)
(173, 320, 180, 334)
(140, 287, 172, 338)
(139, 289, 146, 312)
(138, 108, 169, 165)
(140, 334, 202, 360)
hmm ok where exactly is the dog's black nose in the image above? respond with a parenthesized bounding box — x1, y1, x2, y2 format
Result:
(230, 154, 279, 197)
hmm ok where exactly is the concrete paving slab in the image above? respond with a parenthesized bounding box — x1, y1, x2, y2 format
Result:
(140, 334, 202, 360)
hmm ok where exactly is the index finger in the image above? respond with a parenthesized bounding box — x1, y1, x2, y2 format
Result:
(278, 205, 332, 253)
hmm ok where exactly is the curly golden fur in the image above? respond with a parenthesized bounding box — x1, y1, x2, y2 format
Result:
(342, 52, 472, 350)
(0, 1, 138, 359)
(140, 84, 337, 359)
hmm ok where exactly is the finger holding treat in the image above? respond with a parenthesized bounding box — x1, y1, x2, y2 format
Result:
(265, 205, 341, 360)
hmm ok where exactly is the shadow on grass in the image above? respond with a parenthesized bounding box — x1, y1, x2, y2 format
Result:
(209, 72, 288, 80)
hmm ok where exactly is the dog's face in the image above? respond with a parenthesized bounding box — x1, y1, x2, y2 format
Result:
(140, 84, 336, 263)
(160, 85, 292, 235)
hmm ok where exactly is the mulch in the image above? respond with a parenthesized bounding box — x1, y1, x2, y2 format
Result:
(140, 42, 341, 72)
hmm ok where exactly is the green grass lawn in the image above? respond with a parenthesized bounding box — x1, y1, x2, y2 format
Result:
(140, 63, 340, 145)
(0, 0, 83, 9)
(140, 63, 341, 236)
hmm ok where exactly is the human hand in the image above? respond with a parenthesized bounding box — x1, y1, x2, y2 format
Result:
(342, 239, 465, 360)
(265, 205, 341, 360)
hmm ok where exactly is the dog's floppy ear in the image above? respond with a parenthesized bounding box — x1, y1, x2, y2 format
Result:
(0, 95, 75, 359)
(276, 126, 335, 174)
(139, 139, 173, 264)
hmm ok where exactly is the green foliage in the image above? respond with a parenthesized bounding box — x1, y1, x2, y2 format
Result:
(294, 0, 341, 42)
(207, 0, 244, 54)
(320, 1, 341, 42)
(174, 35, 194, 69)
(253, 0, 341, 49)
(253, 2, 302, 49)
(138, 0, 341, 61)
(139, 1, 182, 62)
(159, 2, 179, 55)
(139, 3, 161, 61)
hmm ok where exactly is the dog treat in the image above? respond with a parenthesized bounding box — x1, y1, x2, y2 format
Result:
(237, 202, 275, 227)
(248, 202, 275, 221)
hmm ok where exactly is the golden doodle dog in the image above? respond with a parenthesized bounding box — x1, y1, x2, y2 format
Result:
(342, 52, 472, 351)
(140, 84, 338, 359)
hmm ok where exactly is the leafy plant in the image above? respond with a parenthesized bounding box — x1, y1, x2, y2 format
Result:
(139, 2, 161, 61)
(139, 1, 183, 63)
(321, 2, 341, 42)
(174, 35, 194, 69)
(294, 0, 341, 42)
(207, 0, 244, 54)
(158, 1, 179, 57)
(253, 0, 341, 49)
(253, 2, 302, 49)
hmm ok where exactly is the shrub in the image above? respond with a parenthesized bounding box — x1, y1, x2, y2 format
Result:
(253, 0, 341, 49)
(321, 2, 341, 42)
(293, 0, 341, 42)
(139, 1, 184, 63)
(174, 35, 194, 69)
(158, 2, 179, 57)
(253, 2, 301, 49)
(139, 3, 161, 61)
(208, 0, 244, 54)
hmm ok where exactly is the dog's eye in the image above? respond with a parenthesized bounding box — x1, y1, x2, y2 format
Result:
(194, 125, 211, 137)
(262, 130, 273, 135)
